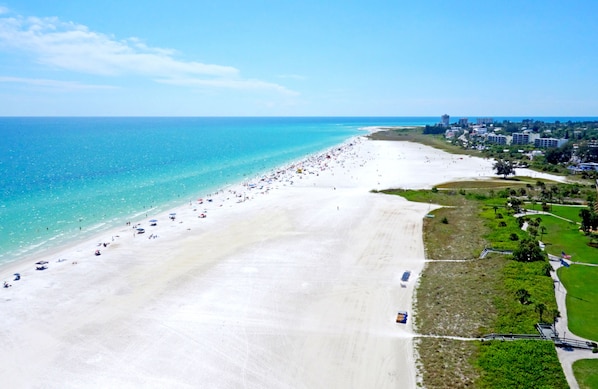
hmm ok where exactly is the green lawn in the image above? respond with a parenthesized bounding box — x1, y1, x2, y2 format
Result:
(544, 204, 585, 223)
(557, 265, 598, 342)
(573, 359, 598, 389)
(536, 215, 598, 265)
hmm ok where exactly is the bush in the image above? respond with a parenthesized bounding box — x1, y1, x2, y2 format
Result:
(441, 217, 449, 224)
(509, 233, 519, 241)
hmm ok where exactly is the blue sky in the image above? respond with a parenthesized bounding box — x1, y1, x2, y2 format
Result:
(0, 1, 596, 116)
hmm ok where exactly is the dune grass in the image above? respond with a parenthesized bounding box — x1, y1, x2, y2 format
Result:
(385, 185, 567, 387)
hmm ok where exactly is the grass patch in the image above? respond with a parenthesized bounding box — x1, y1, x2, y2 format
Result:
(383, 182, 567, 387)
(437, 179, 527, 189)
(573, 359, 598, 389)
(495, 260, 558, 333)
(476, 340, 568, 388)
(557, 265, 598, 341)
(542, 204, 585, 223)
(382, 188, 489, 260)
(480, 205, 524, 251)
(415, 255, 503, 337)
(368, 128, 480, 156)
(539, 215, 598, 264)
(416, 338, 480, 388)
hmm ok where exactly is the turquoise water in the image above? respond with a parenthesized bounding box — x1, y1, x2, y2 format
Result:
(3, 116, 595, 264)
(0, 116, 437, 263)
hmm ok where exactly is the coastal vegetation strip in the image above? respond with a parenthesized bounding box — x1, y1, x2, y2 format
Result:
(384, 183, 572, 387)
(374, 124, 598, 386)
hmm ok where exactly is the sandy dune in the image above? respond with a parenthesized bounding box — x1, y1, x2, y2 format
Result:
(1, 137, 499, 388)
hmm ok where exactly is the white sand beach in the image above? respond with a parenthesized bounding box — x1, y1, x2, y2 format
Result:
(1, 137, 504, 388)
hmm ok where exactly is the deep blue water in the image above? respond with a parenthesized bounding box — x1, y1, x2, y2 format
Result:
(1, 116, 596, 265)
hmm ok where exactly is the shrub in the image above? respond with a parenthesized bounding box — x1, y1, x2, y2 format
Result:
(441, 217, 449, 224)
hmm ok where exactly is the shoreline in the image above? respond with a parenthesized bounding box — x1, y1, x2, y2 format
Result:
(0, 135, 499, 387)
(0, 134, 364, 271)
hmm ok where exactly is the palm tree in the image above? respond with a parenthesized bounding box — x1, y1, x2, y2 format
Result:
(535, 303, 546, 323)
(515, 288, 531, 305)
(540, 226, 547, 241)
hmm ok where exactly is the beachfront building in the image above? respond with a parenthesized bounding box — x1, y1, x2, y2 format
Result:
(458, 118, 469, 127)
(534, 137, 568, 148)
(441, 114, 450, 127)
(487, 133, 508, 145)
(512, 132, 540, 145)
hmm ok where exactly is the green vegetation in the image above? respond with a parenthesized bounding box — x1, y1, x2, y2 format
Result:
(476, 341, 568, 388)
(573, 359, 598, 389)
(383, 180, 583, 387)
(537, 214, 598, 264)
(537, 204, 585, 223)
(493, 158, 515, 178)
(557, 265, 598, 341)
(375, 125, 598, 387)
(395, 184, 565, 386)
(416, 338, 480, 388)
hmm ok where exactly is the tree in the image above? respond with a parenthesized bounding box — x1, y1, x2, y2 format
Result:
(512, 237, 547, 262)
(493, 159, 515, 179)
(535, 303, 547, 323)
(579, 207, 598, 234)
(539, 226, 547, 241)
(515, 288, 531, 305)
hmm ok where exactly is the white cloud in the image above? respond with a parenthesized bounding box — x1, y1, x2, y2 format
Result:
(0, 76, 118, 90)
(156, 77, 299, 96)
(0, 11, 297, 95)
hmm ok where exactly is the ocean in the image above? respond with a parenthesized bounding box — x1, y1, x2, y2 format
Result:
(0, 116, 438, 264)
(2, 116, 596, 266)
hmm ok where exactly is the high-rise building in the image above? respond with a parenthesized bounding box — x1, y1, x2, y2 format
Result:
(441, 114, 450, 127)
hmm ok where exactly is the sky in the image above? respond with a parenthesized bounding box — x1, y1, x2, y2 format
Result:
(0, 1, 597, 116)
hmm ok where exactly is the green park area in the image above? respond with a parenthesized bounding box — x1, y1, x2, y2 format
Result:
(573, 359, 598, 389)
(382, 177, 597, 388)
(558, 265, 598, 342)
